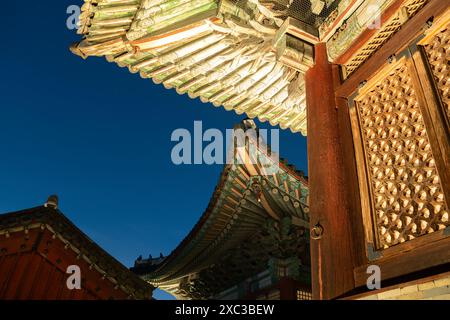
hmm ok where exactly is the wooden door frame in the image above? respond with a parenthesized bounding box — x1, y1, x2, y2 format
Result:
(332, 0, 450, 291)
(306, 0, 449, 299)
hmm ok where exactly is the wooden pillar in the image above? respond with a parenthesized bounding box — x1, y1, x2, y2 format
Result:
(305, 43, 357, 299)
(278, 277, 297, 300)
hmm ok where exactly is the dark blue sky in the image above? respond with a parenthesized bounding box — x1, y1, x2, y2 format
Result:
(0, 1, 307, 299)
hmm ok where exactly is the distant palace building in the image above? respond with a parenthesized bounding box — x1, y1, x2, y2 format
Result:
(71, 0, 450, 300)
(132, 120, 311, 300)
(0, 197, 153, 300)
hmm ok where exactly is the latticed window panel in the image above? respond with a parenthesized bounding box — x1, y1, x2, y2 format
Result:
(297, 289, 312, 300)
(422, 22, 450, 125)
(355, 61, 450, 249)
(343, 0, 429, 78)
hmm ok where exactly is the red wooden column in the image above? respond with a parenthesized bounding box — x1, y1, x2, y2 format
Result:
(305, 43, 357, 299)
(278, 277, 297, 300)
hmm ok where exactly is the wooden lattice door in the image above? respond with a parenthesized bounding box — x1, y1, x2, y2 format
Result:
(347, 15, 450, 286)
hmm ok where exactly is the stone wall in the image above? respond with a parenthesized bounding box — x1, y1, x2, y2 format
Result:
(353, 273, 450, 300)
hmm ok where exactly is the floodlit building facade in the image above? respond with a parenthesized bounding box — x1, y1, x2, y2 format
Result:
(71, 0, 450, 300)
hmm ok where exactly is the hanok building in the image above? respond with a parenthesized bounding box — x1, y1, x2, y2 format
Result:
(0, 197, 153, 300)
(131, 120, 311, 300)
(72, 0, 450, 300)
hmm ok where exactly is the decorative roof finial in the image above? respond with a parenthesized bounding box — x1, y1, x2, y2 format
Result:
(44, 195, 59, 209)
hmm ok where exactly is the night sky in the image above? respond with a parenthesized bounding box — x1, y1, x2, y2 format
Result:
(0, 1, 308, 299)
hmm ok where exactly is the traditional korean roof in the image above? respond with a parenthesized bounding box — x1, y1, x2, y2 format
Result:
(71, 1, 433, 134)
(131, 120, 310, 299)
(0, 202, 153, 300)
(70, 0, 349, 135)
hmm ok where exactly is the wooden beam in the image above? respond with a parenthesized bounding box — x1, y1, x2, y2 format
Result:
(354, 237, 450, 288)
(305, 43, 358, 299)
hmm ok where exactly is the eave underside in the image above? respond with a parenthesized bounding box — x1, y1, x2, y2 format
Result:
(71, 0, 433, 137)
(71, 0, 341, 135)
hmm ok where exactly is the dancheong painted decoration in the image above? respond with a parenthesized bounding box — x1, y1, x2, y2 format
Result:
(71, 0, 360, 135)
(132, 120, 311, 300)
(64, 0, 450, 300)
(0, 0, 449, 302)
